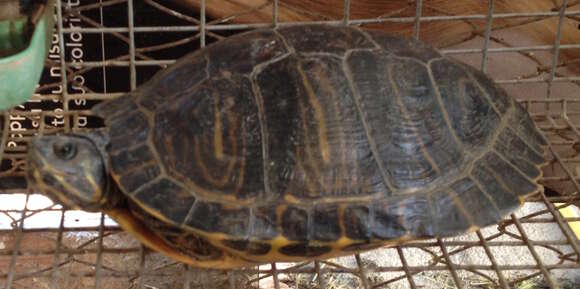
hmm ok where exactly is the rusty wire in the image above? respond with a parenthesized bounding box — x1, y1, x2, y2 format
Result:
(1, 0, 580, 288)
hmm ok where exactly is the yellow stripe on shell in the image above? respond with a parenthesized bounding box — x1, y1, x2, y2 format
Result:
(297, 60, 331, 164)
(213, 95, 224, 161)
(193, 131, 237, 187)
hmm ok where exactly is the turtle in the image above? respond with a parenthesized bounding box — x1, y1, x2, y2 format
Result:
(26, 24, 548, 268)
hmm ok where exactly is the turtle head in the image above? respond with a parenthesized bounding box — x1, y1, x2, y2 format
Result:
(27, 131, 116, 212)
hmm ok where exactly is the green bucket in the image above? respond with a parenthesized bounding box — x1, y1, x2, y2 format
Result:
(0, 0, 54, 110)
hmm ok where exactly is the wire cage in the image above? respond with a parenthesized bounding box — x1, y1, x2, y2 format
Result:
(1, 0, 580, 288)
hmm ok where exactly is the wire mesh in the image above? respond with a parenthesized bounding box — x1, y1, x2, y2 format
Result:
(0, 0, 579, 288)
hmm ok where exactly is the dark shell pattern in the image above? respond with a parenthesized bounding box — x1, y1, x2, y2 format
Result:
(93, 24, 547, 261)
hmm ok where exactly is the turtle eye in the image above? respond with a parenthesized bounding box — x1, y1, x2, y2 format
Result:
(53, 142, 77, 160)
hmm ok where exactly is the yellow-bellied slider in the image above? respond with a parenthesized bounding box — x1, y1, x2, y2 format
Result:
(27, 24, 548, 268)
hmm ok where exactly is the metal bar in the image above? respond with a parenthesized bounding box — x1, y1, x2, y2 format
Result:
(63, 60, 175, 67)
(137, 246, 146, 289)
(270, 263, 280, 289)
(548, 145, 580, 195)
(314, 261, 327, 289)
(476, 230, 510, 289)
(58, 10, 580, 34)
(413, 0, 423, 39)
(66, 8, 153, 63)
(30, 92, 124, 100)
(539, 191, 580, 256)
(510, 214, 557, 288)
(183, 265, 191, 289)
(144, 0, 200, 24)
(200, 0, 206, 47)
(0, 237, 575, 257)
(561, 109, 580, 140)
(520, 216, 580, 223)
(25, 67, 570, 85)
(396, 247, 417, 289)
(343, 0, 351, 25)
(93, 213, 106, 289)
(70, 0, 125, 13)
(229, 270, 236, 289)
(273, 0, 278, 26)
(437, 238, 464, 289)
(441, 43, 580, 54)
(127, 0, 137, 90)
(372, 273, 410, 289)
(495, 75, 580, 84)
(0, 235, 578, 256)
(54, 43, 580, 67)
(55, 0, 69, 130)
(2, 262, 579, 280)
(508, 272, 544, 288)
(250, 267, 276, 288)
(481, 0, 495, 72)
(4, 192, 30, 289)
(98, 0, 109, 98)
(355, 253, 371, 289)
(49, 210, 66, 289)
(547, 0, 568, 98)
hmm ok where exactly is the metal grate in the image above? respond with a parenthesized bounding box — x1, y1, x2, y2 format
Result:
(1, 0, 580, 288)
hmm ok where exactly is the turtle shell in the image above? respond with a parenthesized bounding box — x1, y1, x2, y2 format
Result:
(93, 24, 547, 262)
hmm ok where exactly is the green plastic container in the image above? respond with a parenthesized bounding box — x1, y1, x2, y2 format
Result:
(0, 1, 54, 110)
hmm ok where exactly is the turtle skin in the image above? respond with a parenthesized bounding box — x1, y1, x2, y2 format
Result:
(93, 24, 547, 264)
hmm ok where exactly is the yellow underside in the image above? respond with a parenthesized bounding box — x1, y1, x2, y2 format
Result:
(106, 208, 259, 269)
